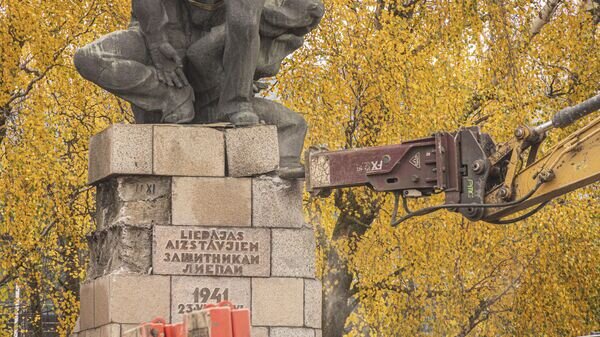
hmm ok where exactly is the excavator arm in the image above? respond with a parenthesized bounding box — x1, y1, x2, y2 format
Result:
(305, 94, 600, 225)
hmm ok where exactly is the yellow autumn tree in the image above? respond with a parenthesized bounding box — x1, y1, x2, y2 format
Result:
(276, 0, 599, 336)
(1, 0, 598, 336)
(0, 1, 130, 336)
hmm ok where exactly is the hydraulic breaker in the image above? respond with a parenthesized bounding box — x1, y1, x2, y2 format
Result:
(306, 127, 496, 221)
(304, 94, 600, 224)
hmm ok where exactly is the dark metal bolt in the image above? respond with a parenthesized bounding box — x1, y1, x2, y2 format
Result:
(514, 126, 526, 139)
(497, 186, 510, 200)
(539, 169, 555, 183)
(472, 159, 485, 174)
(383, 154, 391, 164)
(489, 166, 501, 177)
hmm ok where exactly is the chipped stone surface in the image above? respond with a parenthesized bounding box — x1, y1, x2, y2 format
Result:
(79, 281, 94, 330)
(153, 226, 270, 277)
(270, 328, 315, 337)
(272, 229, 316, 277)
(225, 125, 279, 177)
(252, 327, 269, 337)
(94, 275, 170, 326)
(252, 175, 304, 228)
(171, 177, 251, 226)
(87, 224, 152, 279)
(95, 176, 171, 229)
(153, 125, 225, 177)
(88, 124, 153, 184)
(304, 279, 322, 328)
(170, 276, 250, 321)
(252, 278, 304, 326)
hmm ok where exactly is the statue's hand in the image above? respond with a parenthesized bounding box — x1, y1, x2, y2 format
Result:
(149, 42, 189, 88)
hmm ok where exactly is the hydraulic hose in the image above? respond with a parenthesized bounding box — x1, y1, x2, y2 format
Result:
(552, 93, 600, 128)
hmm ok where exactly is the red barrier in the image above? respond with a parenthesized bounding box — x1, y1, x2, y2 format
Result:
(231, 307, 251, 337)
(164, 322, 186, 337)
(124, 301, 251, 337)
(203, 302, 233, 337)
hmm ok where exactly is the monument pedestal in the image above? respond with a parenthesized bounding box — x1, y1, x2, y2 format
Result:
(73, 124, 322, 337)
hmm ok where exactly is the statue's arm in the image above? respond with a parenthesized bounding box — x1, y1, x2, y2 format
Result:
(132, 0, 189, 87)
(132, 0, 168, 46)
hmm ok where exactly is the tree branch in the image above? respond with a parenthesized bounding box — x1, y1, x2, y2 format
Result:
(530, 0, 562, 37)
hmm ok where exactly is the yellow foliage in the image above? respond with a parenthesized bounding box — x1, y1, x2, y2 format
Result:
(276, 0, 599, 335)
(0, 0, 598, 336)
(1, 1, 130, 336)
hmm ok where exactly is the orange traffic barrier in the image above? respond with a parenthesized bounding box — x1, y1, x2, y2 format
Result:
(203, 302, 233, 337)
(231, 306, 251, 337)
(164, 322, 186, 337)
(186, 301, 251, 337)
(123, 301, 251, 337)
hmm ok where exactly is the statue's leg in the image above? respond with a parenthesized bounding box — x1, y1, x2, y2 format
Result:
(252, 98, 307, 177)
(187, 25, 226, 111)
(186, 25, 227, 122)
(73, 29, 194, 123)
(217, 0, 265, 125)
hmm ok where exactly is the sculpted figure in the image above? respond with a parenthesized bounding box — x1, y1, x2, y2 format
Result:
(74, 0, 323, 176)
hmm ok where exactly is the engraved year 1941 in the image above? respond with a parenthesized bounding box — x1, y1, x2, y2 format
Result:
(177, 287, 242, 314)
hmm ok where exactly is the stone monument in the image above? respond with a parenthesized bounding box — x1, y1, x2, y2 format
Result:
(71, 124, 322, 337)
(73, 0, 324, 177)
(71, 0, 324, 335)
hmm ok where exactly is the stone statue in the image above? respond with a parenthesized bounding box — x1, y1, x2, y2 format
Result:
(74, 0, 323, 177)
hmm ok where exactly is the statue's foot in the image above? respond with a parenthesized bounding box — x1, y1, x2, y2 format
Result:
(162, 94, 195, 124)
(229, 109, 260, 126)
(278, 162, 306, 179)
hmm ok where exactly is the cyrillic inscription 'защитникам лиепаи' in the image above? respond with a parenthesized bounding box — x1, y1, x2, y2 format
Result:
(153, 226, 271, 277)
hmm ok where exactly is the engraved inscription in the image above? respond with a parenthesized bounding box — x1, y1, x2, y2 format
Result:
(135, 183, 156, 195)
(177, 287, 245, 314)
(165, 230, 258, 275)
(170, 276, 251, 320)
(117, 176, 170, 202)
(153, 226, 270, 276)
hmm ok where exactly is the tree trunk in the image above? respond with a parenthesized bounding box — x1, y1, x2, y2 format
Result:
(28, 278, 44, 337)
(322, 242, 355, 337)
(322, 190, 381, 337)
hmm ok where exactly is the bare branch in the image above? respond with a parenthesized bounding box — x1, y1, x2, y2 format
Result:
(0, 273, 16, 288)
